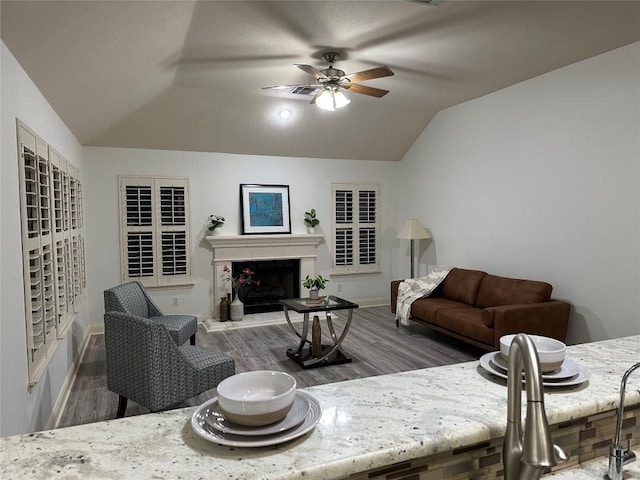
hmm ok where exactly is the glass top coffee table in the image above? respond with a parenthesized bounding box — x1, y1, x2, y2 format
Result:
(279, 296, 359, 369)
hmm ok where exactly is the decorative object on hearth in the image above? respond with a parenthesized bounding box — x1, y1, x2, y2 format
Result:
(207, 214, 225, 232)
(240, 184, 291, 234)
(262, 52, 394, 112)
(397, 218, 431, 278)
(219, 296, 229, 322)
(304, 208, 319, 234)
(224, 265, 260, 321)
(230, 295, 244, 321)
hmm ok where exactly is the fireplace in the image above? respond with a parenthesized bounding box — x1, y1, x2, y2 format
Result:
(233, 259, 300, 314)
(205, 234, 323, 322)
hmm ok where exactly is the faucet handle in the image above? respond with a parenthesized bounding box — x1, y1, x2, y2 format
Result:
(624, 439, 636, 465)
(553, 444, 568, 464)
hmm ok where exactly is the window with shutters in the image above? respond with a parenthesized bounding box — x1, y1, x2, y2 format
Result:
(16, 120, 86, 386)
(118, 176, 191, 287)
(331, 183, 381, 275)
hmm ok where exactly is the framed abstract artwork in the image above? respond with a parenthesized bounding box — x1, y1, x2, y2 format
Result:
(240, 184, 291, 234)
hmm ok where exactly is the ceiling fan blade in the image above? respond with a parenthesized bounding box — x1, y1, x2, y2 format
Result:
(345, 66, 394, 83)
(295, 64, 329, 80)
(342, 83, 389, 98)
(262, 83, 323, 90)
(309, 90, 322, 105)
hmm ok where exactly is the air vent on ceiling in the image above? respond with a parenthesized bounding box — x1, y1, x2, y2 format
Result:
(290, 86, 320, 96)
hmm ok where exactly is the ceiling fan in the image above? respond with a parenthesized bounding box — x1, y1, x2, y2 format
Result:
(262, 52, 394, 111)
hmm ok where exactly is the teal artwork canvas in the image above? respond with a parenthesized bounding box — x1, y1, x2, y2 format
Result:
(249, 192, 284, 227)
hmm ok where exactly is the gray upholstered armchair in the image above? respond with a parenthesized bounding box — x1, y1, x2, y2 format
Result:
(104, 281, 197, 346)
(104, 311, 235, 417)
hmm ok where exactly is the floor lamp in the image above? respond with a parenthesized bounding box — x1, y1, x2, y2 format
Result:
(397, 219, 431, 278)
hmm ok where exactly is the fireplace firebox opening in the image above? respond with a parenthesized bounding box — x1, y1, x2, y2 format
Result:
(232, 259, 300, 314)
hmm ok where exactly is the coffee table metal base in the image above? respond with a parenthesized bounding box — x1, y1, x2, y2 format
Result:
(286, 345, 352, 369)
(279, 296, 359, 369)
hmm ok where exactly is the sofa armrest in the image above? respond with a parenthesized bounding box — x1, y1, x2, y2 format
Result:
(390, 279, 405, 314)
(487, 300, 570, 349)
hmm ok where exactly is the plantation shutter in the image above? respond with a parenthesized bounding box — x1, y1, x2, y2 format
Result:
(331, 183, 380, 274)
(119, 176, 191, 287)
(17, 120, 86, 386)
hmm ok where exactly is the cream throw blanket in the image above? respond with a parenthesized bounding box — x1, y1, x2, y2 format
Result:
(395, 269, 451, 326)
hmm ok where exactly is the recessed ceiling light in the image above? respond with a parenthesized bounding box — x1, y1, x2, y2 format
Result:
(277, 108, 292, 120)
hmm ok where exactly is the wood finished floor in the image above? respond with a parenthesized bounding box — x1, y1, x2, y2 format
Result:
(58, 306, 484, 429)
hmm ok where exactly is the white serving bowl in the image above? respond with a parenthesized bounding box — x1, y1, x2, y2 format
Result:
(217, 371, 297, 427)
(499, 334, 566, 373)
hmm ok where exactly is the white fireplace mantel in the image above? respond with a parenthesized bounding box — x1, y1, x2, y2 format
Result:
(206, 234, 324, 259)
(205, 234, 324, 320)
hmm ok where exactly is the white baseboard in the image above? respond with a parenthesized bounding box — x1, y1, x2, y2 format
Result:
(355, 296, 388, 308)
(46, 323, 104, 430)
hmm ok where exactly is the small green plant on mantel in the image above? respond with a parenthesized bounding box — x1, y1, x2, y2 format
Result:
(303, 274, 329, 291)
(304, 209, 319, 228)
(207, 214, 225, 232)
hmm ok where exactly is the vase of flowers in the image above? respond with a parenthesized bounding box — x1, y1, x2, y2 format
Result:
(223, 265, 259, 321)
(207, 214, 225, 234)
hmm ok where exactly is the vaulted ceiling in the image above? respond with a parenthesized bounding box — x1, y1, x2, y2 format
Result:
(2, 1, 639, 161)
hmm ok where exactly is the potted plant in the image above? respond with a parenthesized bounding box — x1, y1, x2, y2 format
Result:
(304, 209, 319, 233)
(303, 274, 329, 299)
(207, 214, 225, 233)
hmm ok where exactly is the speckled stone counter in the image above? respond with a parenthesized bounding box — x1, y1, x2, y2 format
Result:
(1, 335, 638, 479)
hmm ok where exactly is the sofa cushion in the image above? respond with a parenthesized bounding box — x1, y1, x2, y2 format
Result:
(440, 268, 486, 306)
(410, 297, 470, 324)
(475, 274, 552, 309)
(435, 308, 494, 346)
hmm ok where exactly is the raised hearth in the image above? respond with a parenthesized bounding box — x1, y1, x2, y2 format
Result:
(205, 234, 324, 324)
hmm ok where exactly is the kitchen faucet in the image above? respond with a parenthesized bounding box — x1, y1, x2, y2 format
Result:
(503, 333, 567, 480)
(605, 362, 640, 480)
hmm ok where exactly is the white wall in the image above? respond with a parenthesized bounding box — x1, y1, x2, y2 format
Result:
(399, 42, 640, 345)
(84, 147, 400, 327)
(1, 42, 88, 436)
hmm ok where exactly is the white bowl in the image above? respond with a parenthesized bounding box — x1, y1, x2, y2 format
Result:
(499, 334, 566, 373)
(217, 371, 297, 427)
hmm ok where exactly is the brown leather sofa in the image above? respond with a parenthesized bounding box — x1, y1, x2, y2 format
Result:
(391, 268, 570, 351)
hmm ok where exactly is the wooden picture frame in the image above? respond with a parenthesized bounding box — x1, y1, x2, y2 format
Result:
(240, 184, 291, 234)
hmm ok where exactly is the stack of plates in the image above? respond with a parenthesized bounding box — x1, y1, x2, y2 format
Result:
(479, 351, 590, 387)
(191, 390, 322, 447)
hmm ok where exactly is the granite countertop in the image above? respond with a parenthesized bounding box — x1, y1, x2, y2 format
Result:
(1, 335, 639, 480)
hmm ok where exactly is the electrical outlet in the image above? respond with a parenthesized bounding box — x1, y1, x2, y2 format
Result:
(337, 283, 343, 292)
(172, 297, 179, 306)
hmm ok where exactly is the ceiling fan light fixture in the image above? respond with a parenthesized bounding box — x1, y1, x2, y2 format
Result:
(316, 87, 350, 111)
(316, 88, 336, 111)
(333, 91, 351, 109)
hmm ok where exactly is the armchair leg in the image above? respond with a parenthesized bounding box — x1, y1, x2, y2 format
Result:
(116, 395, 128, 418)
(190, 333, 196, 345)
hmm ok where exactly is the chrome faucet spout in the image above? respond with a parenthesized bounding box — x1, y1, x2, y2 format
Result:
(605, 362, 640, 480)
(503, 334, 564, 480)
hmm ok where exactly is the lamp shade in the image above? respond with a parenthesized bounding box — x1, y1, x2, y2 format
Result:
(332, 91, 351, 109)
(397, 219, 431, 240)
(316, 89, 336, 111)
(316, 87, 351, 111)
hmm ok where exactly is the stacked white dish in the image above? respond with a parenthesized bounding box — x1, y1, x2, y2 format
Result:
(479, 350, 591, 387)
(191, 389, 322, 447)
